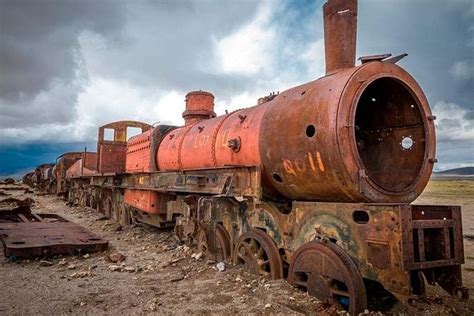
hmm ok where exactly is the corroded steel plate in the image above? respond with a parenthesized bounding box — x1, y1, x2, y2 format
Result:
(0, 212, 108, 258)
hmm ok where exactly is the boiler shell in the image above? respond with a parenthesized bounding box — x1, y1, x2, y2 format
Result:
(156, 62, 435, 203)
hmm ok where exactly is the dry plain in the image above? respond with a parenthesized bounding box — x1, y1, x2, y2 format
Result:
(0, 179, 473, 315)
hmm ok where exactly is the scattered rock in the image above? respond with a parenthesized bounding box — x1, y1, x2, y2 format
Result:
(58, 259, 67, 266)
(82, 253, 90, 259)
(265, 303, 272, 309)
(2, 178, 15, 185)
(191, 252, 203, 260)
(170, 272, 185, 282)
(216, 262, 225, 272)
(39, 260, 53, 267)
(67, 264, 77, 270)
(206, 259, 216, 265)
(108, 265, 121, 272)
(235, 277, 243, 282)
(112, 224, 122, 232)
(177, 245, 190, 252)
(70, 271, 93, 278)
(162, 257, 185, 268)
(123, 266, 136, 273)
(107, 252, 126, 263)
(464, 234, 474, 240)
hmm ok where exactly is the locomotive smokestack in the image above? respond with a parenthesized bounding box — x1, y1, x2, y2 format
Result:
(323, 0, 358, 75)
(183, 90, 216, 125)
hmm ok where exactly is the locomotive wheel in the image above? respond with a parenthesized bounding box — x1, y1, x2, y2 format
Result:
(288, 241, 367, 315)
(233, 229, 283, 279)
(197, 223, 231, 262)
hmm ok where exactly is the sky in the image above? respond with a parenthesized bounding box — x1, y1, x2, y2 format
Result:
(0, 0, 473, 176)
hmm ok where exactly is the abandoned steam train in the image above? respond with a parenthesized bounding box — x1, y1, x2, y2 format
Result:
(23, 0, 468, 314)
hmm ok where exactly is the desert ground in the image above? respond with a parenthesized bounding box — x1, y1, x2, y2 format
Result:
(0, 179, 473, 315)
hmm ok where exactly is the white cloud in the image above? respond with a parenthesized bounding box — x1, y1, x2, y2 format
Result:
(0, 78, 186, 144)
(299, 39, 325, 79)
(213, 1, 276, 75)
(432, 100, 474, 141)
(451, 60, 474, 80)
(75, 77, 186, 141)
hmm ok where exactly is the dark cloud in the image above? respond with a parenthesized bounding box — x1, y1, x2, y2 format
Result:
(80, 0, 260, 96)
(0, 0, 130, 132)
(357, 0, 474, 109)
(0, 0, 125, 100)
(465, 111, 474, 121)
(438, 118, 462, 129)
(435, 139, 474, 171)
(0, 0, 472, 171)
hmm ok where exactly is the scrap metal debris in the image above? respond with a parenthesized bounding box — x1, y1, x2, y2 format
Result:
(0, 201, 108, 259)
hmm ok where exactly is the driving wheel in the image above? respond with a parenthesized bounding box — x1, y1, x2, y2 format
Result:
(288, 240, 367, 315)
(197, 223, 231, 261)
(233, 228, 283, 279)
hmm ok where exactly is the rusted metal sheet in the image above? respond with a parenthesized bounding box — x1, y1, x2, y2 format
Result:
(97, 121, 153, 174)
(22, 172, 35, 186)
(124, 189, 169, 214)
(241, 201, 467, 300)
(157, 92, 268, 172)
(261, 61, 435, 203)
(126, 130, 153, 173)
(182, 90, 216, 125)
(54, 152, 83, 193)
(401, 205, 464, 270)
(323, 0, 358, 74)
(66, 152, 98, 179)
(0, 207, 108, 259)
(118, 166, 262, 198)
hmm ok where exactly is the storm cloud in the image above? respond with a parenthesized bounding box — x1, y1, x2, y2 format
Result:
(0, 0, 473, 172)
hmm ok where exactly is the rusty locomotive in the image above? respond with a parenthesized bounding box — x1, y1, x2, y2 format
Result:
(24, 0, 468, 314)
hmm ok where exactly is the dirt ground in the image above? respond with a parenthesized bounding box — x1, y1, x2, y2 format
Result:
(0, 180, 473, 315)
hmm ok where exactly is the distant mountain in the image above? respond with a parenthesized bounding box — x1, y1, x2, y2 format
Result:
(434, 167, 474, 176)
(0, 168, 33, 181)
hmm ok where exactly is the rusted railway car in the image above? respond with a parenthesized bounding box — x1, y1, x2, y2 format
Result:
(25, 0, 468, 314)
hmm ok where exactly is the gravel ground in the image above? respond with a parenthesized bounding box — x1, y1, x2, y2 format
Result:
(0, 183, 473, 315)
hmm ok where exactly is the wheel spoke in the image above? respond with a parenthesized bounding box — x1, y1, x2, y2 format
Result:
(330, 287, 350, 297)
(237, 250, 247, 261)
(238, 246, 247, 258)
(294, 280, 308, 288)
(258, 259, 269, 268)
(250, 238, 258, 253)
